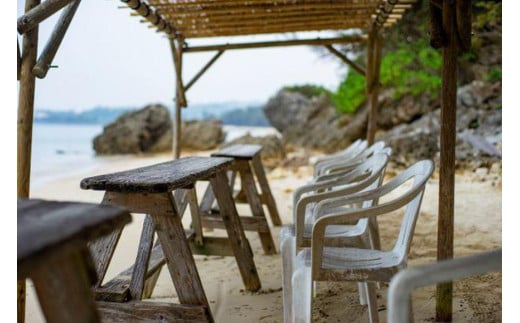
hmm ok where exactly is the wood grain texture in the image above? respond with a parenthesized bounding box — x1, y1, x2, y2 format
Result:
(210, 171, 261, 291)
(94, 242, 166, 302)
(200, 213, 271, 233)
(31, 248, 101, 323)
(32, 0, 81, 78)
(80, 156, 233, 193)
(150, 193, 211, 310)
(252, 155, 282, 226)
(211, 144, 262, 159)
(129, 215, 155, 300)
(436, 0, 458, 320)
(17, 198, 131, 269)
(96, 301, 211, 322)
(236, 160, 277, 254)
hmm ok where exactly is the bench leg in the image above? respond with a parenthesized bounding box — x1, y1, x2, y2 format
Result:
(31, 248, 101, 323)
(237, 160, 277, 254)
(88, 193, 124, 287)
(129, 215, 155, 300)
(150, 193, 211, 311)
(210, 171, 261, 292)
(252, 155, 282, 226)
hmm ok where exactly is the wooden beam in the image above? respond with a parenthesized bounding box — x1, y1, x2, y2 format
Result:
(184, 35, 366, 53)
(17, 39, 22, 81)
(17, 0, 74, 34)
(435, 0, 458, 320)
(172, 16, 375, 31)
(180, 21, 371, 38)
(18, 2, 41, 322)
(120, 0, 176, 36)
(161, 8, 384, 20)
(185, 50, 224, 92)
(324, 44, 366, 77)
(170, 37, 186, 159)
(365, 28, 383, 145)
(32, 0, 81, 78)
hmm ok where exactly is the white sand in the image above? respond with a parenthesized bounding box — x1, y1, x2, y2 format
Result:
(23, 151, 501, 322)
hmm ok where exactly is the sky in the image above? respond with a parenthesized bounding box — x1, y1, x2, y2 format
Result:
(16, 0, 350, 111)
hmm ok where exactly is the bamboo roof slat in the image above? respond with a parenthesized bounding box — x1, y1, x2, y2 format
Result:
(118, 0, 417, 39)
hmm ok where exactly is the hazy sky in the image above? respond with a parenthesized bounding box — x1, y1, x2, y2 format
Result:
(16, 0, 351, 111)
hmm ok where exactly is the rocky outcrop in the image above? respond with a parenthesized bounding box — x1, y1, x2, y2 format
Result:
(93, 104, 224, 154)
(263, 91, 359, 153)
(93, 104, 172, 154)
(181, 119, 225, 151)
(380, 80, 502, 170)
(221, 134, 286, 168)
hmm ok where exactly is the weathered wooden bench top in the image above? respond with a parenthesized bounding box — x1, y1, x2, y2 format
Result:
(18, 198, 131, 271)
(211, 144, 262, 159)
(80, 156, 234, 193)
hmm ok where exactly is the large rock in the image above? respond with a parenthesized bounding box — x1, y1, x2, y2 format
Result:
(181, 119, 225, 151)
(380, 80, 502, 170)
(149, 119, 225, 152)
(93, 104, 172, 154)
(93, 104, 225, 154)
(263, 90, 358, 153)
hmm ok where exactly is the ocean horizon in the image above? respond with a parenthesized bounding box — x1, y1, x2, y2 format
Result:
(29, 122, 279, 189)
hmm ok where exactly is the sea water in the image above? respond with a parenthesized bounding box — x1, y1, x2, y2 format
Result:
(29, 123, 279, 188)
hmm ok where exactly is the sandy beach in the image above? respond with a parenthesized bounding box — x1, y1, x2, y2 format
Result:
(23, 150, 502, 323)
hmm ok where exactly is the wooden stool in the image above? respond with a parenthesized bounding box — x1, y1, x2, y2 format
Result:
(200, 144, 282, 255)
(80, 156, 261, 322)
(17, 198, 131, 323)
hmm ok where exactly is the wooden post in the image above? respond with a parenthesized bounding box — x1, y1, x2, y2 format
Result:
(18, 1, 41, 321)
(169, 37, 186, 159)
(185, 50, 224, 92)
(17, 0, 74, 34)
(365, 28, 382, 145)
(435, 0, 458, 321)
(33, 0, 81, 78)
(324, 45, 366, 77)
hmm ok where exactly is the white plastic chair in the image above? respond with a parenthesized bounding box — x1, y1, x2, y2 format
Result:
(313, 141, 387, 179)
(387, 248, 502, 323)
(312, 139, 367, 169)
(280, 152, 390, 322)
(291, 159, 434, 323)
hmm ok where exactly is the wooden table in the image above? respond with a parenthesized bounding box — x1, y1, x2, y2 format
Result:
(18, 198, 132, 323)
(200, 144, 282, 254)
(80, 156, 262, 322)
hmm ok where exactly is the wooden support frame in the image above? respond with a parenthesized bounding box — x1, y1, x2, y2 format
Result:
(18, 1, 41, 321)
(365, 27, 383, 145)
(185, 50, 225, 92)
(121, 0, 176, 36)
(183, 35, 366, 53)
(33, 0, 81, 79)
(324, 44, 366, 77)
(17, 0, 75, 34)
(435, 0, 458, 320)
(170, 37, 187, 159)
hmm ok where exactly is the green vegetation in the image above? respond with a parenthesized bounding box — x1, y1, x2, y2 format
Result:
(282, 84, 331, 99)
(332, 37, 442, 114)
(331, 71, 366, 114)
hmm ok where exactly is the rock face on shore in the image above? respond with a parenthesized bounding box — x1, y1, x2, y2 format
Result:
(93, 104, 171, 154)
(263, 91, 356, 153)
(93, 104, 224, 154)
(380, 80, 502, 169)
(262, 78, 501, 171)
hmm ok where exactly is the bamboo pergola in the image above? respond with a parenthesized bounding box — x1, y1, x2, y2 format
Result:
(17, 0, 472, 322)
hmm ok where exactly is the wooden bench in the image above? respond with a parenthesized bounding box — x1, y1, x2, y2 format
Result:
(18, 198, 132, 323)
(80, 156, 262, 322)
(200, 144, 282, 254)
